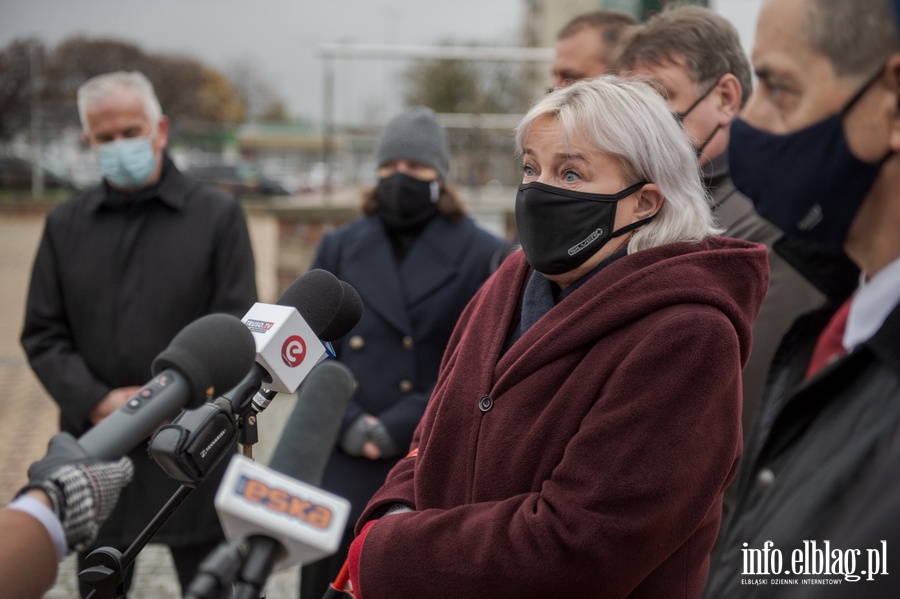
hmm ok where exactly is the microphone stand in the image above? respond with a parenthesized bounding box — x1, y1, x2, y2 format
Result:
(184, 538, 247, 599)
(82, 484, 198, 599)
(81, 370, 274, 598)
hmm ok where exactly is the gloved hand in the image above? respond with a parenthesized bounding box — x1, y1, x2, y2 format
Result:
(20, 432, 135, 552)
(340, 414, 401, 459)
(341, 414, 371, 456)
(366, 419, 400, 459)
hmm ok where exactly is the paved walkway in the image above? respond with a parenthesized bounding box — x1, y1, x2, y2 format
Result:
(0, 212, 301, 598)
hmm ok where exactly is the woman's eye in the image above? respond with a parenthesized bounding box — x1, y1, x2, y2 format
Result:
(563, 171, 580, 183)
(523, 165, 536, 177)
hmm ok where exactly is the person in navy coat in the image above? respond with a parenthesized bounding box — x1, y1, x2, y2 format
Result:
(299, 106, 507, 598)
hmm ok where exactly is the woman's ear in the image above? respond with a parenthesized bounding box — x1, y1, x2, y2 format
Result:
(634, 184, 664, 220)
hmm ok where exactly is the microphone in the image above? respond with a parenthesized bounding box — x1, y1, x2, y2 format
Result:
(268, 360, 356, 486)
(225, 269, 362, 414)
(149, 274, 361, 485)
(77, 313, 257, 460)
(283, 270, 363, 343)
(213, 457, 351, 599)
(210, 361, 355, 593)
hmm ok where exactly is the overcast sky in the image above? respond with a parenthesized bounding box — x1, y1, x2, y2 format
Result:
(0, 0, 525, 124)
(1, 0, 762, 125)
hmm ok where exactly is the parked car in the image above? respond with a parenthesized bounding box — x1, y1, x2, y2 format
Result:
(0, 157, 75, 190)
(184, 163, 289, 196)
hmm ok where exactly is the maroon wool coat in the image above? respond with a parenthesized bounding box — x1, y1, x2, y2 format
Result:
(355, 237, 769, 599)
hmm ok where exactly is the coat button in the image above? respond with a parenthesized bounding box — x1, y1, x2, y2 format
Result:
(756, 468, 775, 493)
(479, 395, 493, 412)
(349, 335, 365, 350)
(399, 380, 413, 394)
(402, 336, 415, 350)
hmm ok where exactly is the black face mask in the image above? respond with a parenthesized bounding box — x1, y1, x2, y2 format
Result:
(674, 77, 722, 158)
(728, 66, 891, 254)
(375, 172, 440, 231)
(515, 181, 652, 275)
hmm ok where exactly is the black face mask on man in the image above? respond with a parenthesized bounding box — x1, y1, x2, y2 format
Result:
(515, 181, 652, 275)
(674, 77, 722, 158)
(728, 66, 892, 254)
(375, 172, 441, 231)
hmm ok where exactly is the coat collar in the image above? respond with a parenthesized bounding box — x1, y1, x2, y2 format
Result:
(86, 153, 189, 213)
(341, 215, 476, 334)
(482, 238, 768, 397)
(757, 300, 900, 463)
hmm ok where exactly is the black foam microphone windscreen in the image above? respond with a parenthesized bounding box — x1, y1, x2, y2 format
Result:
(152, 312, 257, 409)
(277, 269, 363, 341)
(80, 313, 256, 459)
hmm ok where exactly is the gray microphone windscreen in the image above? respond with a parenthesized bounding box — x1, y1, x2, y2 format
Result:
(267, 360, 355, 486)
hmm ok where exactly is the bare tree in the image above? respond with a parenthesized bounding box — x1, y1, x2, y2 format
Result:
(400, 44, 531, 185)
(0, 38, 44, 142)
(0, 35, 249, 140)
(225, 58, 290, 122)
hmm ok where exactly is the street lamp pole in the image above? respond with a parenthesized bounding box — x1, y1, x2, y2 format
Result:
(29, 39, 44, 199)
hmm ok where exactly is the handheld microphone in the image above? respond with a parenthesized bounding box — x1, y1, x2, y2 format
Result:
(224, 269, 362, 414)
(212, 361, 355, 580)
(150, 274, 361, 485)
(215, 456, 351, 572)
(77, 313, 256, 460)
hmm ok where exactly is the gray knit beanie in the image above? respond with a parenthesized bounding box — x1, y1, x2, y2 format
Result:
(375, 107, 450, 180)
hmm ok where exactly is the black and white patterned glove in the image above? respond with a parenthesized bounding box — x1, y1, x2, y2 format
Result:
(21, 432, 135, 552)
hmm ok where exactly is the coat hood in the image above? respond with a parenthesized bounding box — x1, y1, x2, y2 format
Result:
(485, 236, 769, 382)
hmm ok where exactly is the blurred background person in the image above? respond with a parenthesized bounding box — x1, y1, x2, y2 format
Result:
(551, 9, 637, 90)
(613, 4, 826, 526)
(703, 0, 900, 595)
(1, 433, 134, 599)
(480, 8, 640, 268)
(343, 77, 768, 598)
(20, 71, 258, 596)
(298, 106, 506, 599)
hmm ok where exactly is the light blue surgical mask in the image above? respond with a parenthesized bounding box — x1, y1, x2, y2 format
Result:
(98, 136, 157, 190)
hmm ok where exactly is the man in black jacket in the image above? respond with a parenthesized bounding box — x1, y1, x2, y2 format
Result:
(21, 70, 257, 596)
(704, 0, 900, 596)
(614, 2, 825, 466)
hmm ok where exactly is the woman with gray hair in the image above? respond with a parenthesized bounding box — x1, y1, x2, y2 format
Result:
(340, 76, 769, 598)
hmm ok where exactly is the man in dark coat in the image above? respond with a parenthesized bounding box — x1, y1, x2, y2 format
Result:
(20, 70, 257, 595)
(298, 107, 506, 598)
(703, 0, 900, 596)
(614, 3, 825, 451)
